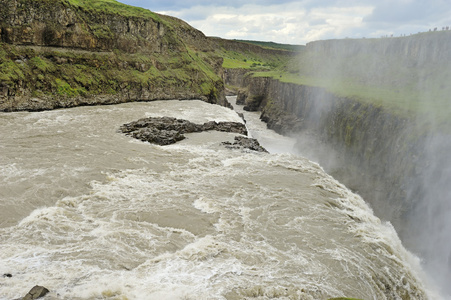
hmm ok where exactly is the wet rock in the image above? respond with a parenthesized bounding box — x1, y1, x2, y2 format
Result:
(120, 117, 247, 146)
(121, 117, 203, 134)
(243, 94, 264, 111)
(22, 285, 49, 300)
(209, 121, 247, 135)
(131, 127, 185, 145)
(222, 136, 268, 153)
(236, 88, 248, 105)
(237, 112, 246, 123)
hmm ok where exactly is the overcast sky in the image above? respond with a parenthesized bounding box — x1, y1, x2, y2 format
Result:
(117, 0, 451, 45)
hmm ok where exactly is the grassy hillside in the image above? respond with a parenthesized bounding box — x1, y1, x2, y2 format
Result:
(61, 0, 161, 19)
(213, 39, 294, 74)
(219, 48, 289, 70)
(0, 43, 220, 100)
(233, 40, 304, 52)
(0, 0, 225, 110)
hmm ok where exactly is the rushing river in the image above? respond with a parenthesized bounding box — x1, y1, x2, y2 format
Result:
(0, 98, 431, 299)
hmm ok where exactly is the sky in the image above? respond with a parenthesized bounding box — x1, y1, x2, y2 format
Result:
(117, 0, 451, 45)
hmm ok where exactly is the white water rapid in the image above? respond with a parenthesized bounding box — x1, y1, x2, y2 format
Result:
(0, 98, 432, 299)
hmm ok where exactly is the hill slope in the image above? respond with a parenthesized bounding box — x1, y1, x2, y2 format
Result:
(0, 0, 226, 111)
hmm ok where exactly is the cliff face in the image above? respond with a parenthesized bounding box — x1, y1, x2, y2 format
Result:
(240, 78, 417, 218)
(0, 0, 215, 53)
(236, 75, 449, 260)
(306, 31, 451, 64)
(1, 0, 158, 52)
(0, 0, 226, 111)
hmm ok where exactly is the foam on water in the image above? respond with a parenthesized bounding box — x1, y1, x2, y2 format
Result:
(144, 99, 243, 124)
(0, 100, 431, 299)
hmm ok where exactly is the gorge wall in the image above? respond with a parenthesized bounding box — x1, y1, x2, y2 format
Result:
(0, 0, 226, 111)
(306, 31, 451, 64)
(226, 33, 451, 292)
(236, 76, 422, 229)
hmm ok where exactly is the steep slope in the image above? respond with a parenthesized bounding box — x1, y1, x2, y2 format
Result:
(0, 0, 226, 111)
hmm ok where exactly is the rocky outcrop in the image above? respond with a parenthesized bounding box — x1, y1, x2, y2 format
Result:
(222, 136, 268, 153)
(120, 116, 248, 146)
(120, 116, 268, 151)
(0, 0, 226, 111)
(223, 68, 250, 88)
(0, 0, 210, 53)
(236, 89, 247, 105)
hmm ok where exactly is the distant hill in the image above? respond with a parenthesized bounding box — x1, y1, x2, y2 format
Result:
(233, 40, 304, 52)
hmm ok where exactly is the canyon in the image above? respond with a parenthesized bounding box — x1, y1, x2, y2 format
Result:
(226, 33, 451, 293)
(1, 0, 450, 297)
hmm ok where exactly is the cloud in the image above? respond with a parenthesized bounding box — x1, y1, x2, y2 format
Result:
(160, 2, 373, 44)
(360, 0, 451, 36)
(123, 0, 300, 12)
(117, 0, 451, 44)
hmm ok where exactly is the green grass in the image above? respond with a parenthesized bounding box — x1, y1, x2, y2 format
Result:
(222, 57, 271, 69)
(60, 0, 162, 21)
(248, 48, 451, 124)
(217, 46, 290, 71)
(0, 41, 223, 101)
(254, 70, 451, 123)
(29, 57, 55, 72)
(233, 39, 304, 52)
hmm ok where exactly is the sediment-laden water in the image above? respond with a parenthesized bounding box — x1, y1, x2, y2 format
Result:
(0, 99, 430, 299)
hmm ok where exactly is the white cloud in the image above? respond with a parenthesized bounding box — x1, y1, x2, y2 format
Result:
(161, 3, 374, 44)
(135, 0, 451, 44)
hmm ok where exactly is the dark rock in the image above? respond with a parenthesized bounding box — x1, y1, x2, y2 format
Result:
(236, 89, 248, 105)
(222, 136, 268, 153)
(201, 120, 217, 131)
(22, 285, 49, 300)
(3, 273, 12, 278)
(243, 94, 265, 111)
(237, 112, 246, 123)
(0, 83, 9, 99)
(222, 97, 234, 110)
(120, 117, 247, 146)
(131, 127, 185, 145)
(208, 121, 248, 135)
